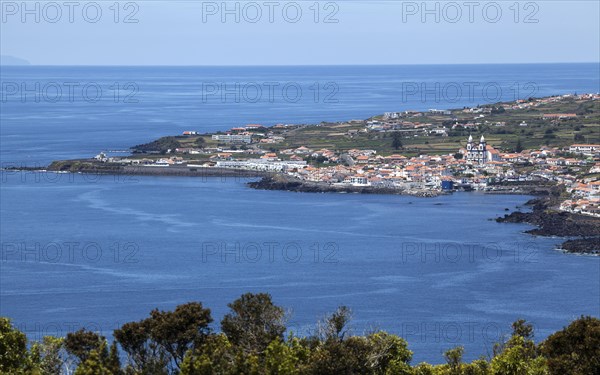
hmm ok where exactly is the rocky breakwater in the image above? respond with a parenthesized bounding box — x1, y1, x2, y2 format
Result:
(247, 174, 439, 197)
(46, 160, 270, 178)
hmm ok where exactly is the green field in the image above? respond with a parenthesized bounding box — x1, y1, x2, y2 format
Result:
(132, 96, 600, 158)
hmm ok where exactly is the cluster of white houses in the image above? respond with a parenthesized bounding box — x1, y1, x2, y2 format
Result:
(215, 159, 307, 172)
(272, 137, 599, 215)
(569, 144, 600, 155)
(97, 91, 600, 213)
(97, 131, 599, 215)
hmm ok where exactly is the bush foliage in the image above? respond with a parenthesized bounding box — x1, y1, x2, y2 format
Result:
(1, 293, 598, 374)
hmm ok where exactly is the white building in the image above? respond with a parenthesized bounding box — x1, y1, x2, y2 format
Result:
(569, 144, 600, 155)
(344, 176, 369, 186)
(463, 135, 501, 165)
(465, 135, 488, 165)
(212, 134, 252, 144)
(216, 159, 307, 172)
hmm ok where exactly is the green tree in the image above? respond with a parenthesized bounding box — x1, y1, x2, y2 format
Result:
(0, 317, 29, 373)
(265, 339, 298, 375)
(366, 331, 413, 374)
(113, 319, 168, 374)
(319, 306, 352, 342)
(463, 358, 490, 375)
(106, 341, 122, 374)
(194, 137, 205, 148)
(74, 350, 111, 375)
(515, 139, 524, 153)
(29, 336, 65, 375)
(307, 336, 372, 374)
(512, 320, 534, 340)
(392, 132, 403, 150)
(540, 316, 600, 375)
(491, 336, 547, 375)
(180, 334, 237, 375)
(491, 320, 546, 375)
(309, 309, 414, 374)
(221, 293, 287, 355)
(444, 346, 464, 375)
(412, 362, 437, 375)
(264, 336, 310, 375)
(64, 329, 107, 364)
(148, 302, 213, 369)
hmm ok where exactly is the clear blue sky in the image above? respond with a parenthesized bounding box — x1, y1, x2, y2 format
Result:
(1, 0, 599, 65)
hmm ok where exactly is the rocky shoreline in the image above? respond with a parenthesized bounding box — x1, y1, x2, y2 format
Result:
(558, 238, 600, 255)
(3, 161, 446, 197)
(10, 161, 598, 254)
(251, 176, 599, 253)
(484, 181, 558, 196)
(42, 160, 272, 178)
(247, 174, 441, 197)
(496, 190, 600, 255)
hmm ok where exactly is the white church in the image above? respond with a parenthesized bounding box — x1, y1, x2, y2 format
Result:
(462, 135, 500, 165)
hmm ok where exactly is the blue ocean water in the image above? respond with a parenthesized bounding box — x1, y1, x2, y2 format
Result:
(1, 63, 599, 166)
(1, 64, 599, 363)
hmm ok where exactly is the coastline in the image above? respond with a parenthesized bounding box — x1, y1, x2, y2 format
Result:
(246, 174, 442, 197)
(9, 161, 598, 255)
(496, 192, 600, 255)
(41, 159, 272, 178)
(17, 91, 598, 256)
(250, 175, 599, 254)
(10, 161, 440, 197)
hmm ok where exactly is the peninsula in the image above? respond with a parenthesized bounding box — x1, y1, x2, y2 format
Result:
(37, 93, 600, 253)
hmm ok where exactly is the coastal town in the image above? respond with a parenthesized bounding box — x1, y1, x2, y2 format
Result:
(82, 93, 600, 218)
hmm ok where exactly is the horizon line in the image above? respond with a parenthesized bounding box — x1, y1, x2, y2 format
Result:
(2, 61, 599, 67)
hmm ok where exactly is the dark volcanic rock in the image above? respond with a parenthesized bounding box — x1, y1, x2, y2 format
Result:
(247, 175, 439, 197)
(559, 238, 600, 255)
(497, 191, 600, 255)
(497, 209, 600, 237)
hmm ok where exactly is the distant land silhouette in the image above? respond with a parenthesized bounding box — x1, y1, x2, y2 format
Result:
(0, 55, 31, 65)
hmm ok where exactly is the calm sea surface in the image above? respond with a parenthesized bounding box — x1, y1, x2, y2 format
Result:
(1, 64, 599, 363)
